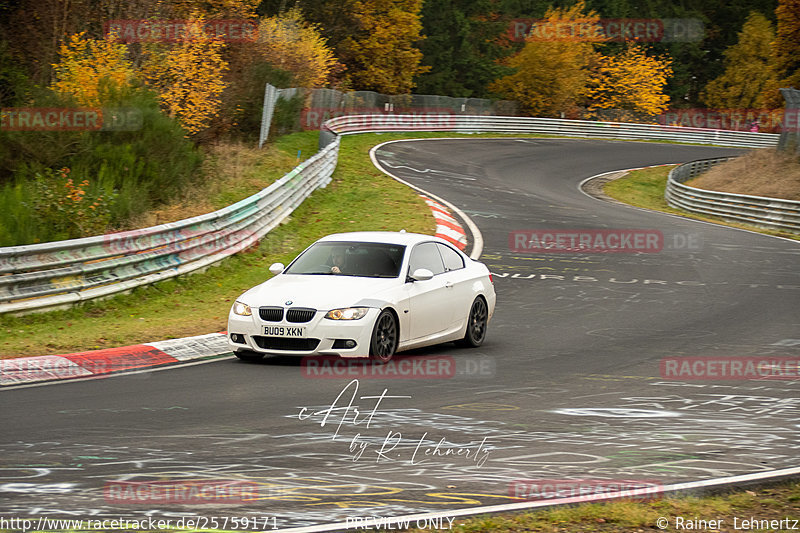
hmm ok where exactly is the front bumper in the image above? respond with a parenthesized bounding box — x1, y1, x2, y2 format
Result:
(227, 306, 380, 358)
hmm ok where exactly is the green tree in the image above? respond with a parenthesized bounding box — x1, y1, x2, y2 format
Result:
(0, 40, 33, 105)
(413, 0, 509, 98)
(702, 12, 778, 109)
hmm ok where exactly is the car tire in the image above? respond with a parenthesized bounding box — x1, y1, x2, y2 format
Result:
(370, 309, 398, 364)
(456, 296, 488, 348)
(234, 349, 263, 362)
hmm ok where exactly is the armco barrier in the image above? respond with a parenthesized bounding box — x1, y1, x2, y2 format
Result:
(666, 157, 800, 233)
(323, 114, 780, 149)
(0, 137, 339, 314)
(0, 115, 783, 315)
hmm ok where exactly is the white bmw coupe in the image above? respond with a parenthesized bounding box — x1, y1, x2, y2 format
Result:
(227, 231, 496, 363)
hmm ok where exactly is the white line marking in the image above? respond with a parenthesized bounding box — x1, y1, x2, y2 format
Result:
(370, 139, 484, 259)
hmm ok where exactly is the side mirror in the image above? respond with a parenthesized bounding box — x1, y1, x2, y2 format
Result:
(269, 262, 285, 275)
(410, 268, 434, 281)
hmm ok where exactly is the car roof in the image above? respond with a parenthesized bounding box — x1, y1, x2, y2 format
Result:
(316, 231, 454, 247)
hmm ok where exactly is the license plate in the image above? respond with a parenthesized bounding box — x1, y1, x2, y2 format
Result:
(263, 325, 305, 337)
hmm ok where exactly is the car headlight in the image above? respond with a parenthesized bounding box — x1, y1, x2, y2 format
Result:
(232, 301, 252, 316)
(325, 307, 368, 320)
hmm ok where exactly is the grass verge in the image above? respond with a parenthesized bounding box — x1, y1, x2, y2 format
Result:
(687, 148, 800, 201)
(402, 479, 800, 532)
(603, 165, 800, 241)
(128, 134, 322, 228)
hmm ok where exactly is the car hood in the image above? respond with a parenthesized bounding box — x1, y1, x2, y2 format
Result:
(240, 274, 401, 310)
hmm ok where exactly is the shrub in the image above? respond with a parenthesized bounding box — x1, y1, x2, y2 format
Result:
(0, 89, 203, 246)
(30, 167, 116, 240)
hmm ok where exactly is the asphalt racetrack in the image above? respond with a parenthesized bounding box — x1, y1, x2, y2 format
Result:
(3, 138, 800, 529)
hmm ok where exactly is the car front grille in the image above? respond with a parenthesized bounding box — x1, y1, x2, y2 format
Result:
(259, 307, 284, 322)
(259, 306, 316, 323)
(253, 336, 320, 351)
(286, 308, 316, 323)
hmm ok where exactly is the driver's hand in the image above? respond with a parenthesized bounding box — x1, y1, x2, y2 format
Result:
(331, 266, 341, 274)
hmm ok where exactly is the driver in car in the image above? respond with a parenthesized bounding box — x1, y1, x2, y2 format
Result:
(330, 250, 346, 274)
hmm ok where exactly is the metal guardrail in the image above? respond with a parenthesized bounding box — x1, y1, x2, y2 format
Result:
(0, 114, 786, 315)
(665, 157, 800, 234)
(779, 88, 800, 154)
(0, 137, 340, 314)
(324, 114, 780, 148)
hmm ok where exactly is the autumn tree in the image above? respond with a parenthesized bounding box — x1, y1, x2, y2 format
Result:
(168, 0, 260, 19)
(701, 12, 778, 110)
(142, 15, 228, 136)
(585, 44, 672, 120)
(256, 8, 340, 88)
(51, 32, 136, 106)
(276, 0, 362, 59)
(771, 0, 800, 104)
(337, 0, 429, 93)
(489, 1, 601, 117)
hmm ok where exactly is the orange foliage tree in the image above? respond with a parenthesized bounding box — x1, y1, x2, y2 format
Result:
(256, 8, 340, 88)
(774, 0, 800, 89)
(586, 44, 673, 120)
(758, 0, 800, 109)
(702, 12, 779, 110)
(338, 0, 429, 93)
(50, 32, 136, 106)
(489, 1, 601, 117)
(142, 15, 228, 136)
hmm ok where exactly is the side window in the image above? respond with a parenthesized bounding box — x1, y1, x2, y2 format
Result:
(408, 242, 445, 276)
(437, 243, 465, 271)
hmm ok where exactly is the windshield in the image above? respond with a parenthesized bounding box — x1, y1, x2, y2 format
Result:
(284, 241, 405, 278)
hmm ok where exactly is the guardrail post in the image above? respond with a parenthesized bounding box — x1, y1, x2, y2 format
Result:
(319, 123, 337, 150)
(779, 88, 800, 154)
(259, 83, 280, 149)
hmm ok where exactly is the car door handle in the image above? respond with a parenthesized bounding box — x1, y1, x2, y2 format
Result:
(445, 281, 454, 289)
